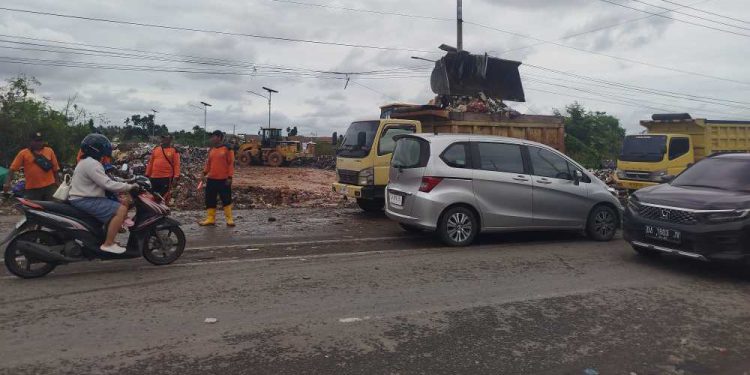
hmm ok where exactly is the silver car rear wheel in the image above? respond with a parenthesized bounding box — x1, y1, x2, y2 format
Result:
(439, 206, 478, 247)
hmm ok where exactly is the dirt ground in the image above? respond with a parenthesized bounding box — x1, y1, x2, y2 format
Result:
(171, 166, 348, 210)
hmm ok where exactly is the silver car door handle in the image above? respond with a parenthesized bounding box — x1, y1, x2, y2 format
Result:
(536, 179, 552, 184)
(513, 176, 529, 182)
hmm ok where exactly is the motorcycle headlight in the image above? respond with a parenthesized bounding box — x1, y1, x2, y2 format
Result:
(705, 209, 750, 223)
(358, 167, 374, 186)
(649, 169, 669, 182)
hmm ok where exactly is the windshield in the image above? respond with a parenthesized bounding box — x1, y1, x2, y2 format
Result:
(620, 135, 667, 162)
(337, 121, 379, 158)
(672, 158, 750, 192)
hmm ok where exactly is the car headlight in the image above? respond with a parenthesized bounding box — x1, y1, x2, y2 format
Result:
(627, 196, 641, 212)
(615, 169, 626, 179)
(705, 209, 750, 223)
(649, 170, 669, 182)
(358, 167, 374, 186)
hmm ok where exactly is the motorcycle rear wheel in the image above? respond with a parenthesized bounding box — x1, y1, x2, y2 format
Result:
(143, 226, 186, 266)
(4, 231, 58, 279)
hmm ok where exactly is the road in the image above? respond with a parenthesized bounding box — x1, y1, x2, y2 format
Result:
(1, 208, 749, 374)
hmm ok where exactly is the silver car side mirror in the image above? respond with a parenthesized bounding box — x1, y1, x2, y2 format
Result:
(574, 170, 583, 186)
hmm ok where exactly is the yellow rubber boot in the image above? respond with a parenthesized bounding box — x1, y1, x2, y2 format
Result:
(223, 205, 235, 227)
(199, 208, 216, 226)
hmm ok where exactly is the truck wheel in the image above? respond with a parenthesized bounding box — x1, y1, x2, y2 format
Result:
(438, 206, 478, 247)
(357, 198, 383, 212)
(267, 152, 284, 167)
(586, 205, 618, 241)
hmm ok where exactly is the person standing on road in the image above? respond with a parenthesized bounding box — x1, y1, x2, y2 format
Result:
(146, 135, 180, 198)
(200, 130, 235, 227)
(3, 132, 60, 201)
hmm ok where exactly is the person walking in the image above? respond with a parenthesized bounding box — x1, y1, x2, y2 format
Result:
(146, 135, 180, 198)
(3, 132, 60, 201)
(200, 130, 235, 227)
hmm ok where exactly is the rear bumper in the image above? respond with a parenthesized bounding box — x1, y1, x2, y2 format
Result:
(332, 183, 384, 200)
(384, 189, 445, 231)
(613, 175, 658, 190)
(623, 208, 750, 262)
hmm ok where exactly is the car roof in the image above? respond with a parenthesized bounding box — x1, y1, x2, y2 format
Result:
(408, 133, 554, 149)
(710, 153, 750, 160)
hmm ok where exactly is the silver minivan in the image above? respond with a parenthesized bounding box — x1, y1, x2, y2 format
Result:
(385, 134, 622, 246)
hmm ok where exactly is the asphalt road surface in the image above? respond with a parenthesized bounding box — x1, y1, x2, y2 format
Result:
(1, 208, 749, 374)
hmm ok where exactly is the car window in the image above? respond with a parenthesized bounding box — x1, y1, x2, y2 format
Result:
(392, 138, 428, 169)
(378, 126, 416, 155)
(529, 147, 572, 180)
(669, 137, 690, 160)
(476, 143, 525, 174)
(441, 143, 469, 168)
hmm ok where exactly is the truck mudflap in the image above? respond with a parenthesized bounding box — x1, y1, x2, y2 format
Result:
(332, 183, 385, 200)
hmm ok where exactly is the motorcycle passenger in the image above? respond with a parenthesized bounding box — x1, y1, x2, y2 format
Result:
(69, 134, 138, 254)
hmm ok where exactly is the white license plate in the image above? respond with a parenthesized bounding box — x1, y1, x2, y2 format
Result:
(389, 193, 403, 207)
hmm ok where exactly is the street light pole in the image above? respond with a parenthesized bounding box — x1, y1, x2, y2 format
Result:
(262, 87, 278, 129)
(200, 101, 212, 144)
(150, 108, 158, 137)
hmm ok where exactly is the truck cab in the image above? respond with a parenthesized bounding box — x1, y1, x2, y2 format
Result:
(614, 133, 694, 191)
(333, 119, 421, 211)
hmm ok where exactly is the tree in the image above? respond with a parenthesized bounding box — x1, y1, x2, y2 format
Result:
(286, 126, 298, 137)
(0, 75, 94, 165)
(555, 102, 625, 168)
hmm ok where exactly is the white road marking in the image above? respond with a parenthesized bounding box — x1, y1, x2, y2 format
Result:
(339, 316, 370, 323)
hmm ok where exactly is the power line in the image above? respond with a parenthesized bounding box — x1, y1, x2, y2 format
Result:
(500, 0, 712, 54)
(0, 6, 438, 54)
(658, 0, 750, 24)
(523, 63, 750, 107)
(267, 0, 453, 21)
(350, 81, 399, 101)
(464, 20, 750, 86)
(626, 0, 750, 31)
(595, 0, 750, 37)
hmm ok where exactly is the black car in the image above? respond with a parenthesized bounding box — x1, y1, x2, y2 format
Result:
(624, 153, 750, 263)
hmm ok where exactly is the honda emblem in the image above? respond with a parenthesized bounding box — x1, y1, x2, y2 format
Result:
(660, 208, 670, 220)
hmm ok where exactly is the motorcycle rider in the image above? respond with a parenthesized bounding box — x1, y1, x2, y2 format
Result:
(68, 134, 138, 254)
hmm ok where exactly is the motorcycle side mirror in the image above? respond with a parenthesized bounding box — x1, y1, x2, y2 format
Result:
(120, 163, 129, 172)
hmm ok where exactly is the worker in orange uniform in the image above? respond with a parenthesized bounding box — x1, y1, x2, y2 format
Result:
(200, 130, 235, 227)
(3, 132, 60, 201)
(146, 135, 180, 197)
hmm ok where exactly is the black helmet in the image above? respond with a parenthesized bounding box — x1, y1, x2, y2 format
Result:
(80, 134, 113, 159)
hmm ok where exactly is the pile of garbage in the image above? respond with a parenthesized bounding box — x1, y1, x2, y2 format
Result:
(289, 155, 336, 170)
(429, 93, 518, 115)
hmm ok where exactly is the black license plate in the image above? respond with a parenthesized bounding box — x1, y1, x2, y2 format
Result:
(645, 225, 682, 243)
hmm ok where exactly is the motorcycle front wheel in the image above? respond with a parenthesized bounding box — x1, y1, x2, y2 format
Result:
(4, 230, 58, 279)
(143, 226, 186, 266)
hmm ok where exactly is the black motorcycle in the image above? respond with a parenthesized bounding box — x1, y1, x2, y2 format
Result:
(1, 171, 185, 279)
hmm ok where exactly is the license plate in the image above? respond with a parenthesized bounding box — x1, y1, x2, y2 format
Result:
(645, 225, 681, 243)
(389, 192, 403, 207)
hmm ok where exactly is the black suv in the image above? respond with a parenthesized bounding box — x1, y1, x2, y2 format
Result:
(624, 154, 750, 262)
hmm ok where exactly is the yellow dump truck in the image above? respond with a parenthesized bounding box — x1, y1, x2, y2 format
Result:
(333, 105, 565, 211)
(614, 113, 750, 191)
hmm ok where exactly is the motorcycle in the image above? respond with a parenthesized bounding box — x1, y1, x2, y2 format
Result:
(1, 165, 186, 278)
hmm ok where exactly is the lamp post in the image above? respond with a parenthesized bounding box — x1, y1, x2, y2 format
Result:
(199, 101, 211, 144)
(150, 108, 158, 137)
(247, 87, 279, 129)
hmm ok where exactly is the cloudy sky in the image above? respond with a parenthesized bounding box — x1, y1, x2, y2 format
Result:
(1, 0, 748, 137)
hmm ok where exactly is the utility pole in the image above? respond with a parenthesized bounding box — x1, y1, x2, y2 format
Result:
(457, 0, 463, 52)
(200, 101, 211, 144)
